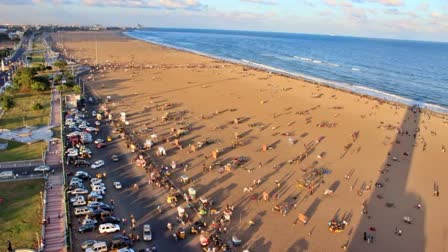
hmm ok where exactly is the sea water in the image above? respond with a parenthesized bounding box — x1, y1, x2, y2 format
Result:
(125, 28, 448, 113)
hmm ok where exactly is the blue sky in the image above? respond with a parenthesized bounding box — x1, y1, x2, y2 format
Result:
(0, 0, 447, 42)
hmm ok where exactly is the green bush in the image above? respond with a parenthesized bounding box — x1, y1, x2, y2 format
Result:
(32, 103, 43, 110)
(0, 95, 15, 110)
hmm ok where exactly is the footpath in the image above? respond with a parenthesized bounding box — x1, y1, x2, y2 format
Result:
(43, 87, 66, 252)
(43, 174, 66, 252)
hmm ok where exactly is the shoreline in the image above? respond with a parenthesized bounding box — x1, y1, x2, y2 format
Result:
(123, 31, 448, 116)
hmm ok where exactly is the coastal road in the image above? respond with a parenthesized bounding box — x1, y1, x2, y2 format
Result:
(68, 90, 198, 252)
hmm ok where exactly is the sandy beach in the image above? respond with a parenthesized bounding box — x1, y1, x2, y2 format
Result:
(58, 31, 448, 252)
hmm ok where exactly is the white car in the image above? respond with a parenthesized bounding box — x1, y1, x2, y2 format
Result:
(70, 195, 85, 203)
(91, 182, 105, 188)
(95, 121, 101, 126)
(73, 199, 87, 206)
(92, 189, 106, 195)
(94, 139, 104, 144)
(113, 182, 122, 189)
(34, 165, 50, 172)
(91, 160, 105, 169)
(0, 171, 14, 179)
(98, 223, 120, 234)
(92, 111, 96, 117)
(85, 127, 98, 133)
(69, 188, 89, 195)
(90, 178, 102, 184)
(88, 192, 103, 200)
(143, 224, 152, 241)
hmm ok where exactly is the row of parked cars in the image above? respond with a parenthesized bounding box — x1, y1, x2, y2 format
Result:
(70, 170, 132, 251)
(65, 108, 135, 251)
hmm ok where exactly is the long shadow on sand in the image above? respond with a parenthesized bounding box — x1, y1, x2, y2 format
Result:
(348, 107, 425, 251)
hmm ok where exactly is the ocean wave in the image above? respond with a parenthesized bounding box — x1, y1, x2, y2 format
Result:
(352, 67, 361, 71)
(328, 63, 340, 67)
(293, 56, 312, 61)
(241, 59, 289, 74)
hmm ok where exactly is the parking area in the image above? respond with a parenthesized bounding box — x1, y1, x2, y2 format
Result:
(66, 91, 198, 252)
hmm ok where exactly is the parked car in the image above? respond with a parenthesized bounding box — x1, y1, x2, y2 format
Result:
(75, 160, 90, 167)
(78, 223, 96, 233)
(74, 206, 92, 216)
(90, 178, 102, 184)
(101, 216, 120, 224)
(70, 195, 85, 203)
(68, 188, 89, 195)
(75, 171, 91, 180)
(117, 248, 135, 252)
(110, 235, 132, 249)
(88, 209, 110, 219)
(97, 203, 114, 211)
(88, 192, 103, 200)
(91, 160, 105, 169)
(85, 241, 108, 252)
(0, 171, 14, 179)
(143, 224, 152, 241)
(82, 218, 98, 226)
(81, 240, 98, 250)
(98, 223, 120, 234)
(113, 182, 122, 189)
(73, 198, 87, 206)
(70, 177, 83, 184)
(68, 183, 85, 191)
(34, 165, 50, 172)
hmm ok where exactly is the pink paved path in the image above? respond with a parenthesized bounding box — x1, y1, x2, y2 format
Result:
(46, 88, 62, 166)
(44, 88, 66, 252)
(44, 174, 66, 252)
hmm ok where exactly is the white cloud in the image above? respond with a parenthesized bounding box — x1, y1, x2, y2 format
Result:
(240, 0, 277, 5)
(352, 0, 403, 7)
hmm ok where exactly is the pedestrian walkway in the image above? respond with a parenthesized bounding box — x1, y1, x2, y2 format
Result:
(43, 174, 66, 252)
(46, 88, 62, 166)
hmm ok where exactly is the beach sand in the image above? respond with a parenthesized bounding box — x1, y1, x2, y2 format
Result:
(58, 31, 448, 251)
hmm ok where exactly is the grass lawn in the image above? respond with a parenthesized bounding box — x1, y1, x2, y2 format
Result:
(0, 140, 47, 162)
(0, 179, 44, 251)
(0, 91, 51, 130)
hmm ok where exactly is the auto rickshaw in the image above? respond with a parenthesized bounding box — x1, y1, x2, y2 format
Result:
(96, 172, 107, 179)
(177, 229, 186, 240)
(167, 195, 178, 207)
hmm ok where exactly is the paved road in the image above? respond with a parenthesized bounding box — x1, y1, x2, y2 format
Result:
(68, 90, 199, 252)
(0, 38, 27, 86)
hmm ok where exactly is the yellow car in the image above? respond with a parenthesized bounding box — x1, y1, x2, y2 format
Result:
(107, 136, 112, 142)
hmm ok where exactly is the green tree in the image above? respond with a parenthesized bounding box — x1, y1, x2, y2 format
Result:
(53, 60, 67, 69)
(13, 67, 37, 88)
(30, 80, 49, 92)
(72, 85, 81, 94)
